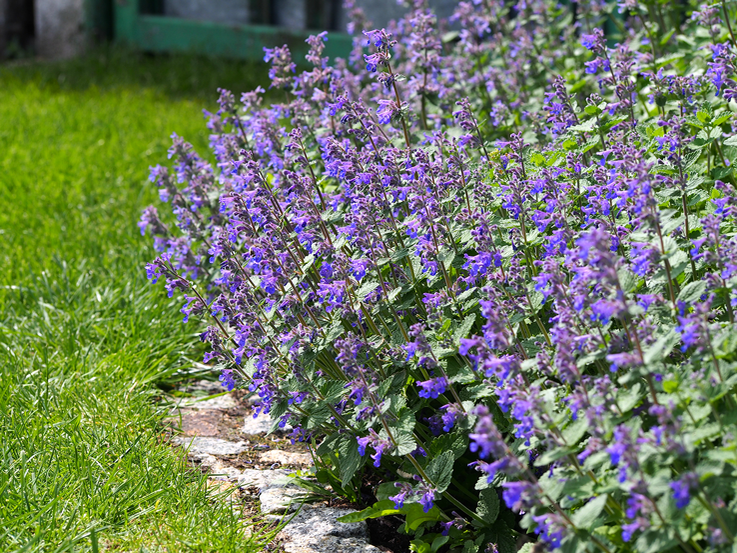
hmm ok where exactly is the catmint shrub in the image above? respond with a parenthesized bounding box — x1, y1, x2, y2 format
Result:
(143, 1, 737, 550)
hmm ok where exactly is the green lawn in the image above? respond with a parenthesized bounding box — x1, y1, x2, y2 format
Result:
(0, 47, 269, 553)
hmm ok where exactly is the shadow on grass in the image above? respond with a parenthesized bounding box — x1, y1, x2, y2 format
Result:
(0, 45, 271, 105)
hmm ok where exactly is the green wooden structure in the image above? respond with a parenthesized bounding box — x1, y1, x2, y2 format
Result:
(111, 0, 353, 61)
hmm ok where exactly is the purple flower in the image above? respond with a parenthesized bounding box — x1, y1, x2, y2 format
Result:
(219, 369, 235, 391)
(416, 376, 449, 399)
(319, 262, 334, 279)
(581, 29, 605, 52)
(671, 472, 699, 509)
(389, 482, 413, 509)
(501, 481, 538, 512)
(418, 483, 436, 513)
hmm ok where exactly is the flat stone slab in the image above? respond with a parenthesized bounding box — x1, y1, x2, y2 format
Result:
(191, 393, 238, 410)
(242, 411, 275, 435)
(172, 436, 248, 458)
(260, 487, 309, 514)
(202, 457, 244, 481)
(283, 536, 383, 553)
(259, 449, 313, 467)
(178, 410, 224, 437)
(280, 506, 369, 541)
(238, 468, 293, 491)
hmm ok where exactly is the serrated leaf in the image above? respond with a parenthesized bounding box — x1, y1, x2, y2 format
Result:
(454, 313, 477, 345)
(571, 494, 608, 530)
(410, 540, 432, 553)
(678, 280, 707, 304)
(617, 382, 644, 412)
(477, 488, 500, 524)
(337, 499, 400, 523)
(357, 281, 380, 301)
(438, 249, 455, 265)
(404, 502, 443, 530)
(643, 329, 680, 365)
(426, 450, 454, 493)
(429, 432, 469, 460)
(338, 436, 362, 487)
(635, 528, 678, 553)
(569, 118, 597, 133)
(562, 418, 588, 445)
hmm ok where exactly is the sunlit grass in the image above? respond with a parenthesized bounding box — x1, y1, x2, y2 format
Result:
(0, 47, 269, 552)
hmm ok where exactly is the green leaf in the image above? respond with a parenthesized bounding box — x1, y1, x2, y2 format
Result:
(635, 528, 678, 553)
(462, 540, 479, 553)
(338, 436, 362, 487)
(394, 430, 417, 456)
(378, 370, 407, 398)
(677, 281, 707, 305)
(710, 127, 724, 140)
(697, 110, 711, 124)
(391, 247, 410, 262)
(431, 535, 450, 552)
(376, 482, 400, 501)
(662, 380, 678, 393)
(410, 539, 432, 553)
(404, 502, 443, 530)
(441, 31, 459, 43)
(429, 432, 469, 460)
(357, 281, 380, 301)
(322, 380, 347, 402)
(569, 118, 597, 133)
(477, 488, 500, 524)
(616, 382, 644, 413)
(571, 494, 608, 530)
(530, 152, 547, 166)
(438, 249, 455, 265)
(388, 287, 403, 302)
(643, 329, 680, 365)
(454, 313, 477, 345)
(426, 450, 454, 493)
(713, 112, 733, 126)
(337, 499, 401, 523)
(482, 521, 516, 553)
(562, 418, 588, 445)
(475, 474, 493, 490)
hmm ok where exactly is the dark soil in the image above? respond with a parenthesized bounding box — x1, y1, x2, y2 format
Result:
(367, 515, 412, 553)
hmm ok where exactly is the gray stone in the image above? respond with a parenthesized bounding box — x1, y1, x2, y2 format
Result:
(259, 449, 313, 467)
(177, 409, 223, 437)
(260, 486, 309, 514)
(35, 0, 86, 59)
(172, 436, 248, 458)
(242, 410, 292, 435)
(283, 536, 382, 553)
(238, 468, 294, 491)
(280, 505, 369, 541)
(205, 458, 244, 481)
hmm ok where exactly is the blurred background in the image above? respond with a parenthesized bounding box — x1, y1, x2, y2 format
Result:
(0, 0, 459, 62)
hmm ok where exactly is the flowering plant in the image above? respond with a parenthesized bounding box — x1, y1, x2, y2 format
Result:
(142, 0, 737, 550)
